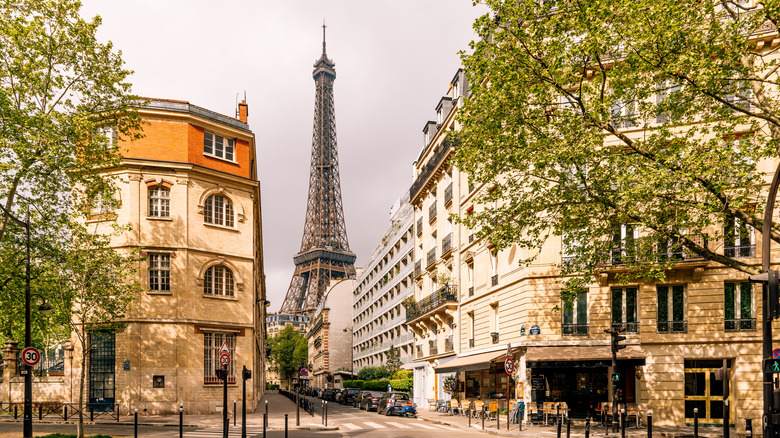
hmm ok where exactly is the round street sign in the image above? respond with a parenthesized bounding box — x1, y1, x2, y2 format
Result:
(300, 368, 309, 377)
(774, 349, 780, 359)
(219, 353, 230, 368)
(504, 357, 515, 375)
(21, 347, 41, 367)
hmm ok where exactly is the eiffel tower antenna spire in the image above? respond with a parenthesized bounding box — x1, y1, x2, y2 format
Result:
(280, 29, 355, 315)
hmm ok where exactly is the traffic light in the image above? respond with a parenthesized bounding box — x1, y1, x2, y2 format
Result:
(611, 330, 626, 353)
(750, 270, 780, 319)
(216, 369, 227, 381)
(243, 367, 252, 380)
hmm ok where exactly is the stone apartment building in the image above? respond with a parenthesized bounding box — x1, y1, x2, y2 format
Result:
(0, 99, 267, 414)
(404, 63, 778, 435)
(351, 193, 415, 373)
(308, 279, 355, 388)
(265, 313, 309, 388)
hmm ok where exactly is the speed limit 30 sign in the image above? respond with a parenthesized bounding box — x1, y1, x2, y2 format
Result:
(219, 353, 231, 368)
(21, 347, 41, 367)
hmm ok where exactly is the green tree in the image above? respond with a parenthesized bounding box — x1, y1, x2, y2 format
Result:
(457, 0, 780, 298)
(357, 366, 376, 381)
(52, 221, 142, 438)
(0, 0, 141, 344)
(386, 345, 402, 375)
(268, 325, 308, 387)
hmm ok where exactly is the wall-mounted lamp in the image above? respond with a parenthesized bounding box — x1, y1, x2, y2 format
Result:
(635, 367, 644, 380)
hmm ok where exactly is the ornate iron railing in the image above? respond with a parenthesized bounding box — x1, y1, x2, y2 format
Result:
(562, 324, 589, 336)
(444, 183, 453, 205)
(410, 139, 458, 201)
(725, 318, 756, 331)
(429, 204, 437, 223)
(611, 322, 640, 333)
(416, 217, 423, 235)
(406, 286, 458, 321)
(725, 244, 755, 259)
(414, 260, 423, 278)
(657, 320, 687, 333)
(442, 233, 453, 256)
(427, 248, 437, 268)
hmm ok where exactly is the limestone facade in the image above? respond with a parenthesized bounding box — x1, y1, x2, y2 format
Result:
(307, 279, 355, 389)
(265, 313, 309, 388)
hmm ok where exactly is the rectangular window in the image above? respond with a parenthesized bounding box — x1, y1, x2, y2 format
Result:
(148, 186, 170, 218)
(563, 289, 589, 335)
(611, 287, 639, 332)
(203, 131, 235, 162)
(148, 253, 171, 292)
(724, 217, 755, 258)
(657, 285, 686, 333)
(203, 332, 236, 384)
(97, 125, 118, 149)
(612, 224, 637, 265)
(724, 282, 755, 331)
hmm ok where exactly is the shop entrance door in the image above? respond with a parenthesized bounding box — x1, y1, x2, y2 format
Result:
(684, 360, 732, 425)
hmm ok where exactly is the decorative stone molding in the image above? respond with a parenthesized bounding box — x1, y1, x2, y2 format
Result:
(196, 256, 244, 291)
(693, 267, 705, 282)
(597, 273, 609, 287)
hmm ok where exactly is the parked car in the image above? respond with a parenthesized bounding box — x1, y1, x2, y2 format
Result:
(330, 388, 343, 402)
(340, 388, 361, 405)
(320, 388, 333, 400)
(377, 392, 416, 417)
(358, 391, 384, 411)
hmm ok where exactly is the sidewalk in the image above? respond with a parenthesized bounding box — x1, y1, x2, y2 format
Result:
(415, 407, 737, 438)
(0, 391, 337, 431)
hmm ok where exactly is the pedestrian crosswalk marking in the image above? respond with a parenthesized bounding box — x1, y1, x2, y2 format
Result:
(432, 424, 459, 430)
(342, 423, 362, 430)
(363, 421, 386, 428)
(416, 423, 438, 429)
(386, 421, 411, 428)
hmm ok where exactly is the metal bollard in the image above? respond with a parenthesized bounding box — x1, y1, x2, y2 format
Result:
(64, 405, 68, 421)
(468, 408, 471, 427)
(746, 419, 753, 438)
(325, 401, 328, 427)
(557, 410, 562, 438)
(567, 417, 571, 438)
(694, 408, 699, 438)
(497, 405, 500, 430)
(647, 409, 653, 438)
(179, 406, 184, 438)
(322, 400, 325, 424)
(134, 409, 138, 438)
(621, 408, 626, 438)
(263, 412, 267, 438)
(234, 400, 237, 426)
(14, 404, 17, 420)
(285, 414, 288, 438)
(586, 416, 591, 438)
(483, 409, 485, 430)
(38, 404, 42, 420)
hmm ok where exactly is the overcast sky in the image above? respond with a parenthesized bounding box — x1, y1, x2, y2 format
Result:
(80, 0, 487, 311)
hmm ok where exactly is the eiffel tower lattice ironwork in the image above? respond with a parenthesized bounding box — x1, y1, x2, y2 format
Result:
(280, 26, 356, 315)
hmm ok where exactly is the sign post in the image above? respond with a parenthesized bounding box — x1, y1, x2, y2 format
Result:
(505, 344, 513, 431)
(218, 343, 231, 438)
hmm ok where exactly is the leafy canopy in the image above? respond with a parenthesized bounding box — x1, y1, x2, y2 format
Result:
(457, 0, 780, 296)
(267, 324, 308, 382)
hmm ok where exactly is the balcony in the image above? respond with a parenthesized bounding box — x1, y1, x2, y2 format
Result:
(611, 322, 640, 333)
(725, 244, 755, 259)
(406, 285, 458, 322)
(657, 320, 687, 333)
(429, 204, 437, 223)
(445, 335, 454, 352)
(427, 248, 437, 269)
(414, 260, 423, 278)
(416, 345, 423, 359)
(429, 340, 438, 356)
(603, 234, 709, 267)
(442, 233, 453, 256)
(725, 318, 757, 331)
(416, 217, 423, 235)
(491, 275, 499, 287)
(562, 323, 589, 336)
(444, 183, 453, 206)
(410, 138, 459, 202)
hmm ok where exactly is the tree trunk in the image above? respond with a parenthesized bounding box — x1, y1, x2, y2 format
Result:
(77, 342, 86, 438)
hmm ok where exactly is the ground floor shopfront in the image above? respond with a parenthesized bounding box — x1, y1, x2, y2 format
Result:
(436, 342, 763, 435)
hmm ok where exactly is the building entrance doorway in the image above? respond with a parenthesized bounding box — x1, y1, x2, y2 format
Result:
(89, 332, 116, 412)
(684, 360, 733, 425)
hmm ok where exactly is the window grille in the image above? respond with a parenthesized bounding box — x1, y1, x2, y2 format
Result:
(203, 332, 236, 384)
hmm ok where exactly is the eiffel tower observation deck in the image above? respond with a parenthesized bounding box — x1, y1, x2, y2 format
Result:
(280, 26, 356, 315)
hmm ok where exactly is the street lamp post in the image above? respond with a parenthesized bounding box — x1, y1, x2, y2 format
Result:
(343, 327, 353, 380)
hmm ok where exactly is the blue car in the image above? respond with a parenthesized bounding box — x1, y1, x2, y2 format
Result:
(377, 392, 416, 417)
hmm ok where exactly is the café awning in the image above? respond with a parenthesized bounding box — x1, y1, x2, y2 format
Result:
(434, 350, 507, 374)
(526, 345, 645, 368)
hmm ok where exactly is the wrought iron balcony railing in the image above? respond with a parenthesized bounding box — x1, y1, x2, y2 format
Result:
(427, 248, 437, 268)
(445, 335, 454, 352)
(444, 183, 453, 206)
(657, 320, 687, 333)
(442, 233, 453, 256)
(725, 318, 757, 331)
(416, 217, 423, 235)
(410, 139, 458, 201)
(724, 244, 756, 259)
(562, 323, 589, 336)
(468, 286, 474, 297)
(406, 285, 458, 321)
(414, 260, 423, 278)
(491, 274, 499, 286)
(602, 234, 709, 267)
(429, 340, 438, 356)
(429, 204, 437, 223)
(611, 322, 640, 333)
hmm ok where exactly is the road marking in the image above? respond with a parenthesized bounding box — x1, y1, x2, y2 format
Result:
(386, 421, 411, 428)
(416, 423, 439, 429)
(363, 421, 387, 428)
(342, 423, 362, 430)
(432, 424, 459, 430)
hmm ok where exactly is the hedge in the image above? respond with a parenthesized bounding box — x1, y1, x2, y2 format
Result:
(342, 378, 412, 392)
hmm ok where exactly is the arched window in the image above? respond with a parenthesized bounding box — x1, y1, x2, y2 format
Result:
(203, 265, 235, 297)
(148, 186, 170, 217)
(204, 194, 234, 227)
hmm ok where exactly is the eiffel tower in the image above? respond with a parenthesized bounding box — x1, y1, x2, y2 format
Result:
(280, 26, 356, 315)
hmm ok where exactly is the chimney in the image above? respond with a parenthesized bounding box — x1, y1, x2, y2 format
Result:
(238, 100, 248, 123)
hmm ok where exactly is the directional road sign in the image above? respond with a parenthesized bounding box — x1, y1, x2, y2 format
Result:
(21, 347, 41, 367)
